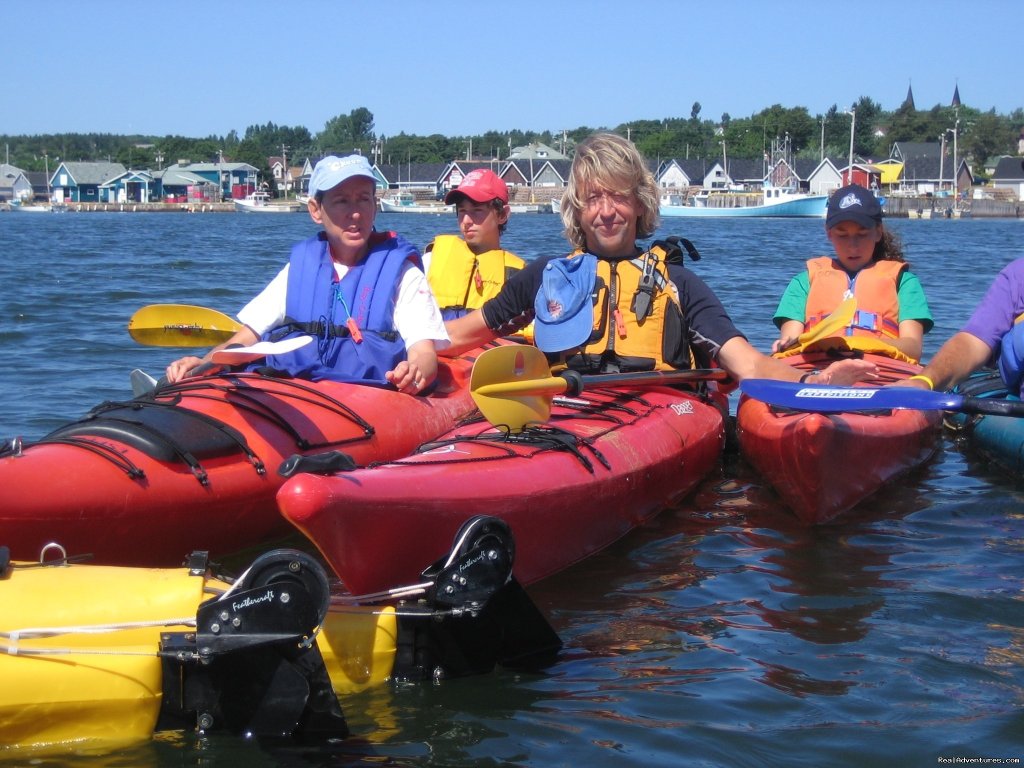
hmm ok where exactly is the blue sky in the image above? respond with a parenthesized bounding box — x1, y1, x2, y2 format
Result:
(4, 1, 1018, 140)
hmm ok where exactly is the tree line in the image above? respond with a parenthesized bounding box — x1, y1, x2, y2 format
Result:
(4, 99, 1021, 186)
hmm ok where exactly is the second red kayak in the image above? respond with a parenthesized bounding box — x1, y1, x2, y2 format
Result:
(736, 351, 942, 525)
(278, 385, 728, 595)
(0, 348, 499, 566)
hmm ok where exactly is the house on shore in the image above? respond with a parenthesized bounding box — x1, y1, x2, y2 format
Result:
(0, 164, 34, 202)
(885, 141, 971, 196)
(991, 157, 1024, 200)
(99, 169, 157, 203)
(49, 161, 127, 203)
(376, 162, 448, 198)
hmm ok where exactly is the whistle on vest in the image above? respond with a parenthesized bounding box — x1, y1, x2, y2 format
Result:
(630, 253, 658, 323)
(346, 317, 364, 344)
(613, 308, 627, 339)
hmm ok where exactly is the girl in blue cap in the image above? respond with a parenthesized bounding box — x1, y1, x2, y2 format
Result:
(771, 183, 932, 363)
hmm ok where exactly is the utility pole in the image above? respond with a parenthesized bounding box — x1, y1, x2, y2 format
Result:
(952, 112, 960, 203)
(938, 133, 947, 195)
(281, 144, 289, 199)
(846, 108, 856, 184)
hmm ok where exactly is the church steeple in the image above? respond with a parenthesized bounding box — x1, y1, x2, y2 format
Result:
(903, 81, 916, 110)
(951, 84, 961, 107)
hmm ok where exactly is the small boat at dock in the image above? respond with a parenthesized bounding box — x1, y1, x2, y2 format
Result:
(660, 185, 827, 218)
(233, 190, 303, 213)
(379, 191, 453, 214)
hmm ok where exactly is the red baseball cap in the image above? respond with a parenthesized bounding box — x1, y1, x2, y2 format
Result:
(444, 169, 508, 204)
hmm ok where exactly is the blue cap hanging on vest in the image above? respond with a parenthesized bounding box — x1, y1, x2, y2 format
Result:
(308, 154, 377, 197)
(533, 255, 598, 352)
(826, 184, 883, 230)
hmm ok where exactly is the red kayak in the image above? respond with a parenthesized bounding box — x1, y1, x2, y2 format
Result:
(736, 351, 942, 525)
(278, 384, 727, 595)
(0, 350, 494, 566)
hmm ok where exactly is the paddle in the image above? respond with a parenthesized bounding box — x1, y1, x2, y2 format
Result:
(775, 296, 857, 355)
(740, 378, 1024, 417)
(470, 344, 729, 431)
(210, 335, 313, 364)
(128, 304, 242, 347)
(128, 337, 314, 396)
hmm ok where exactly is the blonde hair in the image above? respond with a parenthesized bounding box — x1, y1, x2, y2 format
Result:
(560, 133, 659, 250)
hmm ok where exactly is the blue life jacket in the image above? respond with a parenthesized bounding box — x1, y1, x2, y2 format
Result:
(259, 231, 420, 385)
(998, 319, 1024, 396)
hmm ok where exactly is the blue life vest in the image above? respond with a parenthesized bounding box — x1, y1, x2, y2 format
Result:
(259, 231, 420, 385)
(998, 320, 1024, 396)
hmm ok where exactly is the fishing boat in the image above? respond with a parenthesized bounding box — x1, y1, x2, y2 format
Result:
(660, 185, 827, 218)
(7, 198, 52, 212)
(233, 190, 303, 213)
(508, 202, 548, 214)
(736, 348, 942, 525)
(0, 519, 561, 756)
(661, 134, 827, 219)
(944, 371, 1024, 476)
(379, 191, 453, 214)
(0, 336, 503, 566)
(278, 346, 728, 595)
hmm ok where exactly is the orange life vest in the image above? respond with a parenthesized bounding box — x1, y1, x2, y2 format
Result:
(805, 256, 904, 340)
(561, 245, 695, 374)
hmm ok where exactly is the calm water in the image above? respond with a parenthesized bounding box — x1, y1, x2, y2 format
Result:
(2, 210, 1024, 767)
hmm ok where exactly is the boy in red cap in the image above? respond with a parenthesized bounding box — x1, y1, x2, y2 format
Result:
(424, 169, 525, 321)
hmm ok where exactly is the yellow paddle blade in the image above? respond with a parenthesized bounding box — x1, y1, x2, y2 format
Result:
(470, 345, 565, 432)
(128, 304, 242, 347)
(774, 296, 857, 358)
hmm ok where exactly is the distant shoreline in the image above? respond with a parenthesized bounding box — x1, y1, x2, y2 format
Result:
(3, 198, 1020, 218)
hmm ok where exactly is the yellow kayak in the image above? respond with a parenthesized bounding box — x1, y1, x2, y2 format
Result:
(0, 518, 560, 757)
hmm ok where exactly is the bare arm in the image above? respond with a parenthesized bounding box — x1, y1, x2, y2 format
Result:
(165, 325, 260, 383)
(440, 309, 500, 357)
(883, 319, 925, 362)
(718, 336, 878, 387)
(902, 331, 992, 391)
(386, 339, 438, 395)
(771, 319, 804, 353)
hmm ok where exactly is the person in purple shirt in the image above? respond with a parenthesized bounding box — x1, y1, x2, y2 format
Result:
(903, 258, 1024, 394)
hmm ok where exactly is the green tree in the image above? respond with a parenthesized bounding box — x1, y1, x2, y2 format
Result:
(961, 109, 1016, 167)
(319, 107, 376, 155)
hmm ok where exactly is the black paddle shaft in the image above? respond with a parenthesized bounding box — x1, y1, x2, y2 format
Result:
(560, 368, 729, 397)
(962, 396, 1024, 417)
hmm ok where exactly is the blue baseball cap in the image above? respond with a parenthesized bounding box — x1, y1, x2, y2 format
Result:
(308, 154, 377, 197)
(827, 184, 882, 229)
(533, 255, 598, 352)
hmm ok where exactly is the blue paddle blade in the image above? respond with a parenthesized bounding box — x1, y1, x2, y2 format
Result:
(742, 379, 1024, 417)
(740, 379, 964, 413)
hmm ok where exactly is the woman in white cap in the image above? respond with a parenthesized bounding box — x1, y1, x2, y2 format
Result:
(166, 154, 448, 393)
(442, 132, 874, 387)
